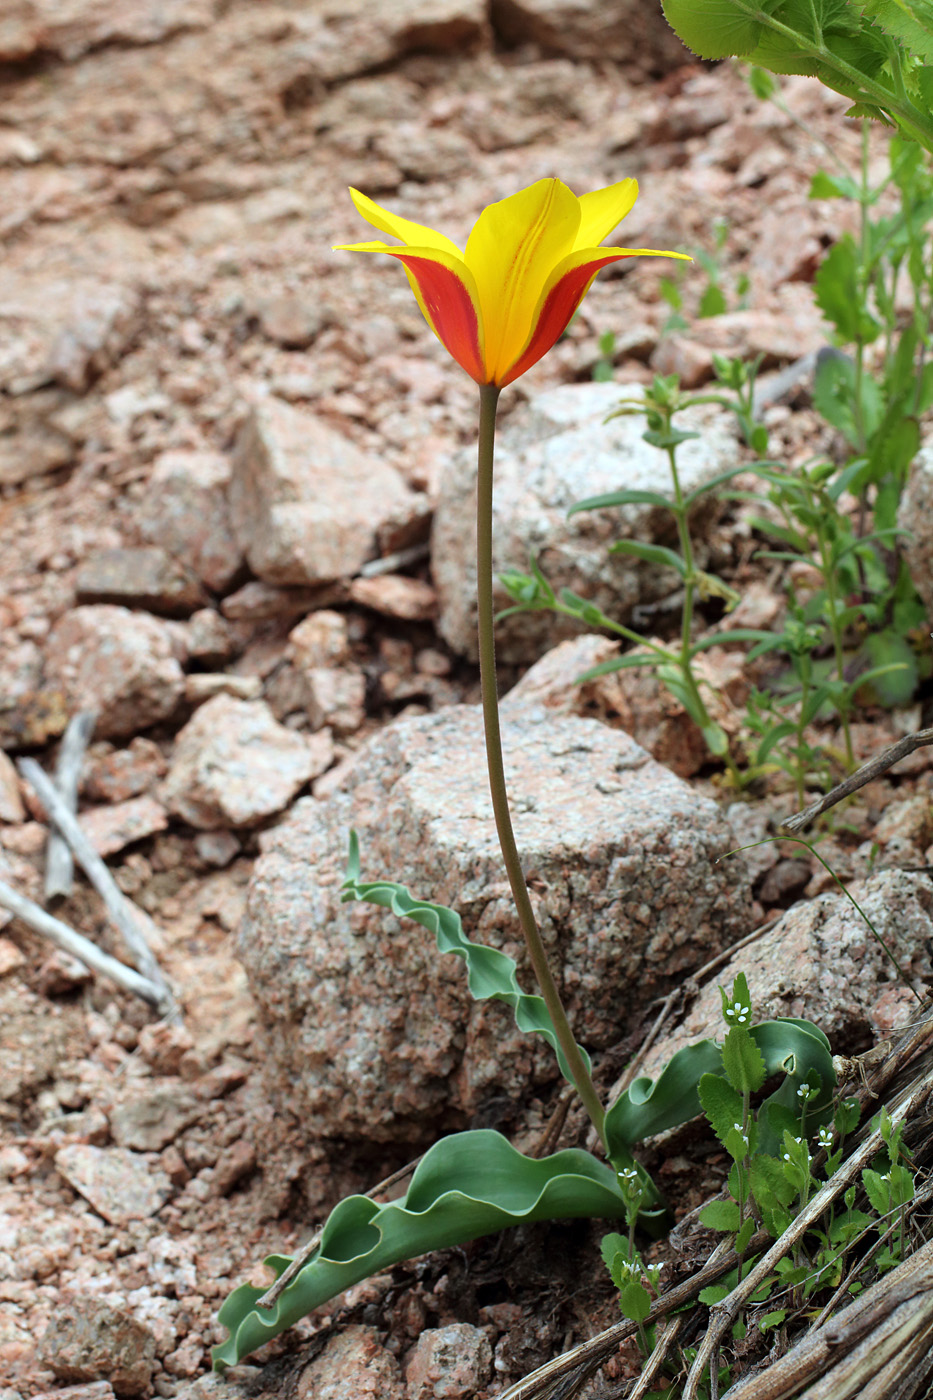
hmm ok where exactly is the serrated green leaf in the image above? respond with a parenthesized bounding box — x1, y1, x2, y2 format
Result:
(861, 0, 933, 62)
(342, 834, 591, 1092)
(700, 1199, 742, 1232)
(213, 1131, 629, 1369)
(759, 1307, 787, 1332)
(699, 1073, 745, 1148)
(661, 0, 764, 58)
(722, 1027, 767, 1097)
(699, 1282, 731, 1306)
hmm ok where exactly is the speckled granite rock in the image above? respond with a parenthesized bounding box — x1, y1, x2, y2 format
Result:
(899, 435, 933, 622)
(638, 870, 933, 1083)
(238, 705, 754, 1145)
(432, 382, 741, 664)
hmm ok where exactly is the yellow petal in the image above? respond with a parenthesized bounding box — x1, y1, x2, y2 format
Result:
(575, 179, 639, 249)
(464, 179, 581, 386)
(346, 188, 462, 259)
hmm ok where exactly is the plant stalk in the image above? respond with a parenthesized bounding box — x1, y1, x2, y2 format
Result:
(475, 383, 607, 1151)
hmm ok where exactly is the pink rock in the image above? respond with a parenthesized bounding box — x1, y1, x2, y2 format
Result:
(239, 706, 753, 1144)
(79, 795, 169, 857)
(82, 737, 167, 803)
(287, 610, 351, 668)
(349, 573, 437, 621)
(161, 694, 319, 829)
(0, 0, 214, 62)
(404, 1324, 492, 1400)
(44, 606, 184, 740)
(294, 1325, 405, 1400)
(37, 1297, 156, 1396)
(0, 749, 25, 822)
(54, 1144, 171, 1223)
(139, 450, 244, 594)
(639, 871, 933, 1080)
(230, 396, 426, 585)
(76, 546, 207, 617)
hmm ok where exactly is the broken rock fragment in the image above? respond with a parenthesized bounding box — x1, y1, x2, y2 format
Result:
(161, 693, 319, 829)
(229, 396, 427, 585)
(37, 1297, 156, 1397)
(238, 705, 753, 1145)
(44, 606, 185, 740)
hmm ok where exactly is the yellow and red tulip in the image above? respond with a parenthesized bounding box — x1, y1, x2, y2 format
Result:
(335, 177, 688, 387)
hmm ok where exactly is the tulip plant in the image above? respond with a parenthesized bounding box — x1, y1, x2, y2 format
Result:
(212, 180, 835, 1371)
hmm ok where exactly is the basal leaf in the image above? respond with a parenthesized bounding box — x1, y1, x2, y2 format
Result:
(213, 1131, 629, 1369)
(342, 834, 592, 1092)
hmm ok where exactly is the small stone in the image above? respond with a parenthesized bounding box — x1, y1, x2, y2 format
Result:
(45, 282, 141, 394)
(55, 1144, 172, 1223)
(79, 796, 169, 857)
(404, 1324, 493, 1399)
(0, 752, 24, 823)
(212, 1139, 256, 1196)
(37, 1298, 155, 1397)
(294, 1324, 405, 1400)
(304, 668, 367, 736)
(184, 673, 263, 705)
(254, 293, 329, 348)
(161, 694, 316, 829)
(193, 830, 241, 868)
(757, 859, 812, 908)
(0, 938, 26, 977)
(110, 1084, 202, 1152)
(349, 574, 437, 621)
(136, 1023, 194, 1075)
(30, 1386, 116, 1400)
(221, 579, 345, 622)
(287, 610, 351, 668)
(180, 609, 237, 666)
(875, 796, 933, 849)
(83, 738, 167, 803)
(44, 607, 184, 740)
(37, 951, 93, 996)
(76, 547, 207, 618)
(230, 396, 425, 585)
(139, 450, 243, 594)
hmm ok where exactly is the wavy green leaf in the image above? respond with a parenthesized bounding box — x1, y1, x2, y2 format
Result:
(605, 1020, 835, 1161)
(212, 1131, 629, 1370)
(341, 833, 592, 1092)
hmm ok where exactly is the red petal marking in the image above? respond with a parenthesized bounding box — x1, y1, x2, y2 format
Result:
(499, 253, 627, 387)
(394, 253, 486, 383)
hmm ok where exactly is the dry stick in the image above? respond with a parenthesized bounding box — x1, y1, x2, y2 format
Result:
(0, 877, 166, 1009)
(782, 727, 933, 833)
(496, 1229, 774, 1400)
(722, 1235, 933, 1400)
(18, 756, 181, 1023)
(627, 1316, 684, 1400)
(255, 1153, 424, 1310)
(44, 710, 96, 901)
(680, 1068, 933, 1400)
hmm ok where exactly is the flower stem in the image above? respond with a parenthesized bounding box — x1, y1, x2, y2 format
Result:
(475, 383, 607, 1151)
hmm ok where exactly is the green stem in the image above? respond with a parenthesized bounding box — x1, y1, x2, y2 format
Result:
(475, 384, 607, 1150)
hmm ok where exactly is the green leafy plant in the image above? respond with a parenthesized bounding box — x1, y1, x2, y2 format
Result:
(213, 856, 836, 1368)
(500, 368, 777, 783)
(661, 0, 933, 155)
(601, 975, 917, 1394)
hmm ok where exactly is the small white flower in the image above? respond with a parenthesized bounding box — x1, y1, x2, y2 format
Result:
(818, 1126, 833, 1147)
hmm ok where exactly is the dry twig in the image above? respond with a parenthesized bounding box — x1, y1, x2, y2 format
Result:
(18, 755, 181, 1022)
(0, 877, 168, 1010)
(44, 710, 96, 901)
(782, 727, 933, 833)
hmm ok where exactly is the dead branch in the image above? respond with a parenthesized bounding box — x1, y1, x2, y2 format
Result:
(0, 877, 168, 1011)
(782, 728, 933, 834)
(44, 710, 96, 901)
(18, 755, 181, 1023)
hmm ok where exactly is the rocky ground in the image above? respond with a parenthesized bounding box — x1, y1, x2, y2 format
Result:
(1, 2, 932, 1399)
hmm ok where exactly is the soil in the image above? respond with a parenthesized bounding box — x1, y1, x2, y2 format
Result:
(1, 5, 931, 1399)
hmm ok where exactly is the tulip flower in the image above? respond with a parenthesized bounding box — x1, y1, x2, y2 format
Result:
(335, 177, 688, 387)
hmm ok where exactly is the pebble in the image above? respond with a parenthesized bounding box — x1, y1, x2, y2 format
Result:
(54, 1145, 172, 1223)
